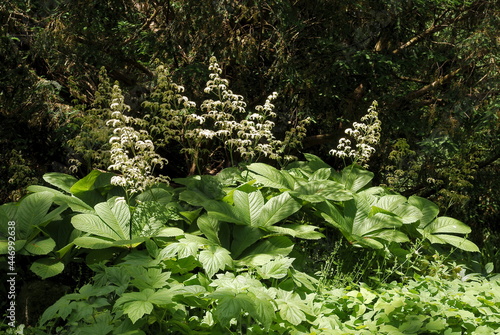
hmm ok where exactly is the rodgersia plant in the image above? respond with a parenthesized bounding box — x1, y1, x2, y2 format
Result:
(143, 57, 310, 173)
(107, 84, 169, 194)
(330, 101, 381, 167)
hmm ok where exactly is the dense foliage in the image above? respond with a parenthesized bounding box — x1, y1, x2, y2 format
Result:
(1, 0, 499, 333)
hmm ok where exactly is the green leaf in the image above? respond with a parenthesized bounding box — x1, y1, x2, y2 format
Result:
(43, 172, 78, 193)
(72, 197, 131, 242)
(214, 294, 255, 327)
(198, 215, 222, 245)
(309, 168, 332, 180)
(423, 216, 471, 234)
(409, 196, 439, 227)
(155, 227, 184, 237)
(131, 201, 179, 237)
(199, 245, 233, 277)
(424, 233, 479, 252)
(337, 165, 374, 192)
(257, 192, 302, 227)
(264, 224, 324, 240)
(17, 192, 54, 236)
(233, 190, 264, 227)
(257, 257, 295, 279)
(239, 236, 294, 265)
(419, 216, 478, 251)
(53, 194, 94, 213)
(97, 197, 131, 238)
(291, 180, 353, 203)
(123, 299, 154, 324)
(276, 291, 308, 326)
(135, 186, 172, 204)
(247, 163, 295, 190)
(73, 236, 115, 249)
(247, 288, 276, 330)
(204, 200, 243, 224)
(30, 258, 64, 279)
(303, 153, 333, 171)
(72, 214, 121, 240)
(70, 170, 110, 194)
(231, 225, 263, 258)
(24, 236, 56, 255)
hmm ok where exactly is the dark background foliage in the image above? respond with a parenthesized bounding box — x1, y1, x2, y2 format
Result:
(1, 0, 499, 243)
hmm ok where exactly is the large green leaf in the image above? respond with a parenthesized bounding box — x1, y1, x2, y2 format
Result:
(43, 172, 78, 193)
(317, 194, 409, 249)
(419, 216, 479, 252)
(73, 236, 115, 249)
(197, 215, 222, 245)
(247, 163, 295, 190)
(238, 236, 294, 266)
(204, 200, 243, 224)
(17, 192, 55, 236)
(232, 190, 264, 227)
(264, 224, 324, 240)
(69, 170, 115, 207)
(199, 245, 233, 277)
(30, 257, 64, 279)
(52, 194, 95, 213)
(336, 165, 374, 192)
(24, 236, 56, 255)
(231, 225, 263, 258)
(291, 180, 353, 203)
(409, 196, 440, 227)
(72, 197, 131, 243)
(303, 153, 333, 172)
(257, 192, 302, 227)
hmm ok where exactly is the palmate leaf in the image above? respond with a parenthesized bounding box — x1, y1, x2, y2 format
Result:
(199, 245, 233, 278)
(257, 256, 295, 279)
(115, 289, 155, 324)
(335, 165, 374, 192)
(72, 197, 131, 243)
(247, 287, 276, 330)
(317, 194, 410, 249)
(207, 189, 301, 228)
(275, 290, 308, 326)
(213, 294, 255, 327)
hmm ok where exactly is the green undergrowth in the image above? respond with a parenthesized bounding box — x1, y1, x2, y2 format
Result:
(7, 246, 500, 335)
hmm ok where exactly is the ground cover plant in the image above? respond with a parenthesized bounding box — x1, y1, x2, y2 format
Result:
(1, 56, 499, 334)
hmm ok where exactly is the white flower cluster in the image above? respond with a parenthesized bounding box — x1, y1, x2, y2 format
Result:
(142, 57, 310, 169)
(330, 101, 381, 167)
(196, 57, 309, 164)
(106, 85, 169, 194)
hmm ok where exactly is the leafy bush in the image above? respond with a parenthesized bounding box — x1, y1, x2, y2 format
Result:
(34, 246, 500, 334)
